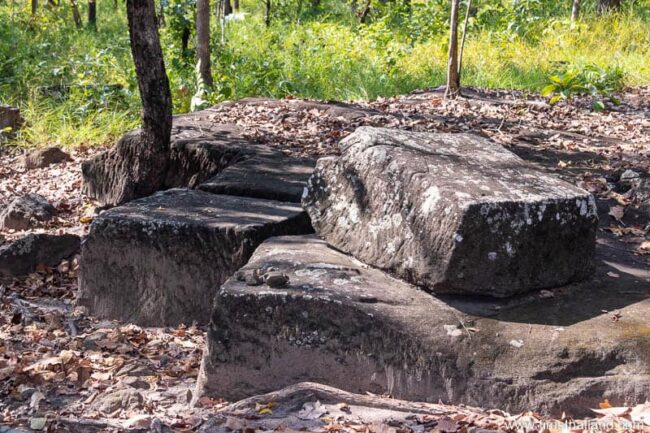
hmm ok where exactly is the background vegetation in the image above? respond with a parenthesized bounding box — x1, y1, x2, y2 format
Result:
(1, 0, 648, 147)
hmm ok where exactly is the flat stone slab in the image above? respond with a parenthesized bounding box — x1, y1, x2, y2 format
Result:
(195, 235, 650, 416)
(303, 127, 598, 297)
(77, 189, 312, 326)
(199, 155, 316, 203)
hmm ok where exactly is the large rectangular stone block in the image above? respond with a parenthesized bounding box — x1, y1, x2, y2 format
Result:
(303, 127, 598, 297)
(194, 235, 650, 416)
(78, 189, 312, 326)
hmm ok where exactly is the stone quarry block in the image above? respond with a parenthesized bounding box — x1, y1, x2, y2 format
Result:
(199, 154, 316, 203)
(195, 235, 650, 416)
(303, 127, 598, 297)
(0, 233, 80, 278)
(77, 189, 312, 326)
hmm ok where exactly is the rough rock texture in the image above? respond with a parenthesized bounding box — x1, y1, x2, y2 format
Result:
(21, 147, 72, 169)
(78, 189, 313, 326)
(82, 114, 262, 207)
(199, 155, 316, 203)
(0, 194, 55, 230)
(303, 127, 599, 297)
(195, 235, 650, 417)
(0, 233, 80, 278)
(0, 105, 22, 139)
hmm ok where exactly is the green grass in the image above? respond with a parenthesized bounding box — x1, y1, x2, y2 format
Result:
(0, 0, 648, 148)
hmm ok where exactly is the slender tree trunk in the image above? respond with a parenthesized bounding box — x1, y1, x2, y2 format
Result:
(82, 0, 173, 207)
(222, 0, 232, 16)
(196, 0, 213, 87)
(114, 0, 118, 9)
(158, 0, 165, 26)
(358, 0, 371, 23)
(69, 0, 82, 27)
(31, 0, 38, 14)
(457, 0, 471, 82)
(445, 0, 461, 99)
(598, 0, 621, 13)
(233, 0, 239, 11)
(127, 0, 172, 151)
(571, 0, 580, 21)
(181, 26, 190, 53)
(264, 0, 271, 26)
(88, 0, 97, 29)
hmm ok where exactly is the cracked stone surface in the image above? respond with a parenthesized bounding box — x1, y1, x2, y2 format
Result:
(303, 127, 599, 297)
(78, 189, 313, 326)
(195, 235, 650, 417)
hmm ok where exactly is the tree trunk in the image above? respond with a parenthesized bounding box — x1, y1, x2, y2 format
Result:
(571, 0, 580, 21)
(158, 0, 165, 26)
(358, 0, 371, 23)
(264, 0, 271, 26)
(445, 0, 461, 99)
(81, 0, 173, 207)
(181, 26, 190, 53)
(88, 0, 97, 29)
(69, 0, 82, 28)
(222, 0, 232, 16)
(233, 0, 239, 11)
(598, 0, 621, 13)
(31, 0, 38, 15)
(457, 0, 471, 83)
(196, 0, 213, 87)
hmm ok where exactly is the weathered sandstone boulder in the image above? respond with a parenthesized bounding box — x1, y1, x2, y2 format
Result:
(195, 235, 650, 416)
(0, 194, 55, 230)
(199, 155, 316, 203)
(303, 127, 598, 297)
(21, 147, 72, 169)
(0, 233, 80, 278)
(78, 189, 312, 326)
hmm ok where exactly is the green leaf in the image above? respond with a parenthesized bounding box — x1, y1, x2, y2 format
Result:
(592, 100, 605, 112)
(549, 95, 562, 105)
(540, 84, 556, 97)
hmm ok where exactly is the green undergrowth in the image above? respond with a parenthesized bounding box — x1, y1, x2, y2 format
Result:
(0, 0, 648, 148)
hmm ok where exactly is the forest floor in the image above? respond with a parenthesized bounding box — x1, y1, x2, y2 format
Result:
(0, 87, 649, 432)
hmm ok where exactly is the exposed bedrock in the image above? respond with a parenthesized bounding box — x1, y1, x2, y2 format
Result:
(77, 189, 313, 326)
(303, 127, 599, 297)
(194, 235, 650, 417)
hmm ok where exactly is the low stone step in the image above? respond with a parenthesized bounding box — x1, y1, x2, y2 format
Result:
(77, 189, 312, 326)
(199, 155, 316, 203)
(303, 127, 599, 297)
(194, 235, 650, 416)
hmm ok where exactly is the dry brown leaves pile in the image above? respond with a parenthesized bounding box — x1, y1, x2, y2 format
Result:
(0, 86, 649, 431)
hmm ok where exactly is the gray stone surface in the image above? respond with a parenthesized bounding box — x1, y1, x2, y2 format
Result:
(78, 189, 313, 326)
(199, 155, 316, 203)
(195, 235, 650, 417)
(21, 147, 72, 169)
(0, 105, 23, 139)
(0, 194, 55, 230)
(303, 127, 599, 297)
(0, 233, 80, 278)
(82, 117, 262, 206)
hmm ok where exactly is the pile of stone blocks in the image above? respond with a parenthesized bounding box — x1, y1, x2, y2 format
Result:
(192, 127, 648, 417)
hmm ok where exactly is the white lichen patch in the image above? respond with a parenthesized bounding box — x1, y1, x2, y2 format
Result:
(421, 186, 441, 214)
